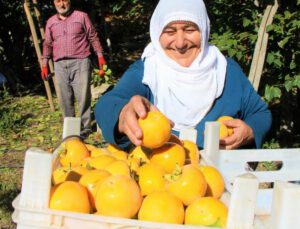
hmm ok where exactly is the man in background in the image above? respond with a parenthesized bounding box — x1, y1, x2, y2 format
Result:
(42, 0, 106, 138)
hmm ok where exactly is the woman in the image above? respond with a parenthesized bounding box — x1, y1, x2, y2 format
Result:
(94, 0, 272, 149)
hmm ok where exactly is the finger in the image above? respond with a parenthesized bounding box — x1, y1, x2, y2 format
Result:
(221, 134, 236, 146)
(224, 142, 239, 150)
(131, 96, 149, 118)
(219, 137, 225, 145)
(124, 110, 143, 140)
(219, 143, 226, 149)
(149, 104, 159, 112)
(223, 119, 241, 128)
(169, 120, 175, 128)
(124, 123, 143, 146)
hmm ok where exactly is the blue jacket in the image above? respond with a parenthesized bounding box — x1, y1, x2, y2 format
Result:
(95, 58, 272, 149)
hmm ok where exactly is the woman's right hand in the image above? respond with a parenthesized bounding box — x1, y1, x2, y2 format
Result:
(118, 95, 158, 146)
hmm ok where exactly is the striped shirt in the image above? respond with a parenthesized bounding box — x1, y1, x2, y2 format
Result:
(42, 10, 103, 65)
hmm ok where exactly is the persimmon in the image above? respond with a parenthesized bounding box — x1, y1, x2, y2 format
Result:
(89, 154, 116, 170)
(138, 111, 171, 149)
(185, 197, 228, 227)
(199, 165, 225, 199)
(52, 167, 69, 185)
(79, 169, 111, 210)
(165, 164, 207, 206)
(182, 140, 200, 165)
(105, 144, 128, 161)
(128, 146, 151, 164)
(85, 144, 97, 152)
(52, 166, 89, 185)
(149, 142, 185, 173)
(79, 157, 92, 168)
(99, 69, 105, 76)
(110, 149, 128, 161)
(72, 166, 89, 176)
(49, 181, 91, 213)
(138, 190, 184, 224)
(104, 160, 131, 177)
(137, 162, 166, 196)
(217, 116, 234, 138)
(95, 175, 142, 218)
(58, 138, 90, 167)
(126, 156, 141, 173)
(106, 143, 122, 153)
(90, 147, 111, 157)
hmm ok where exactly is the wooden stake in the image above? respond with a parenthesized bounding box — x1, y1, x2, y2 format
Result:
(23, 0, 55, 112)
(249, 0, 278, 91)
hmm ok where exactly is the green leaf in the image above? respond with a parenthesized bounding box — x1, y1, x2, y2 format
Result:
(264, 85, 282, 102)
(284, 80, 293, 92)
(278, 37, 290, 48)
(105, 69, 112, 76)
(228, 49, 236, 57)
(284, 11, 292, 19)
(293, 75, 300, 88)
(266, 24, 274, 32)
(103, 65, 108, 71)
(267, 53, 275, 65)
(236, 51, 243, 60)
(243, 18, 251, 27)
(289, 61, 296, 70)
(273, 58, 282, 67)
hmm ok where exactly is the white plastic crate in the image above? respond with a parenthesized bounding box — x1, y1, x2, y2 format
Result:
(11, 118, 300, 229)
(201, 122, 300, 213)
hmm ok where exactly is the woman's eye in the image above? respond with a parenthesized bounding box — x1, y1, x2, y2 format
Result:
(164, 30, 176, 35)
(185, 29, 197, 33)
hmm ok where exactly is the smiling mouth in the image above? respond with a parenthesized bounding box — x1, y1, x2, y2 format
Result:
(177, 48, 189, 54)
(170, 44, 197, 54)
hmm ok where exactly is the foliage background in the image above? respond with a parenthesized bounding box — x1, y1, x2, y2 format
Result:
(1, 0, 299, 148)
(0, 0, 299, 227)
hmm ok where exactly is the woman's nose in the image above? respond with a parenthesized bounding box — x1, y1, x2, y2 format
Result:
(175, 31, 185, 49)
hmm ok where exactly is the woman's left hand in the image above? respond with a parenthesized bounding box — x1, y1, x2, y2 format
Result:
(219, 119, 254, 149)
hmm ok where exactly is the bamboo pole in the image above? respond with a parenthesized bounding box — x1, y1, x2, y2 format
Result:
(23, 0, 55, 111)
(252, 1, 278, 91)
(31, 0, 59, 98)
(249, 0, 278, 91)
(248, 5, 272, 88)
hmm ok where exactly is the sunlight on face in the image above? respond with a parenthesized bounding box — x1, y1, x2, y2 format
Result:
(159, 22, 201, 67)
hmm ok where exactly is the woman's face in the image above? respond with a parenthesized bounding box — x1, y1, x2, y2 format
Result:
(159, 22, 201, 67)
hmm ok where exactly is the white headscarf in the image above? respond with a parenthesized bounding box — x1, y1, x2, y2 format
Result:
(142, 0, 227, 131)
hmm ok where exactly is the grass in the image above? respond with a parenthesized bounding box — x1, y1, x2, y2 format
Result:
(0, 88, 106, 228)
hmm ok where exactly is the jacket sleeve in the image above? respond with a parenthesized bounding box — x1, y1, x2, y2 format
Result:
(94, 60, 149, 148)
(242, 85, 272, 148)
(234, 61, 272, 148)
(42, 20, 53, 66)
(83, 13, 103, 55)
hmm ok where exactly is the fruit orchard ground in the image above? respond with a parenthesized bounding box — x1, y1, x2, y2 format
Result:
(0, 91, 106, 228)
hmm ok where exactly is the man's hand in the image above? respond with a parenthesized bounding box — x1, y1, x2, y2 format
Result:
(118, 95, 159, 146)
(219, 119, 254, 149)
(41, 65, 48, 80)
(98, 56, 106, 76)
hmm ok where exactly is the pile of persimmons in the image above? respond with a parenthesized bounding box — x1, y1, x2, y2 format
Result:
(49, 111, 232, 228)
